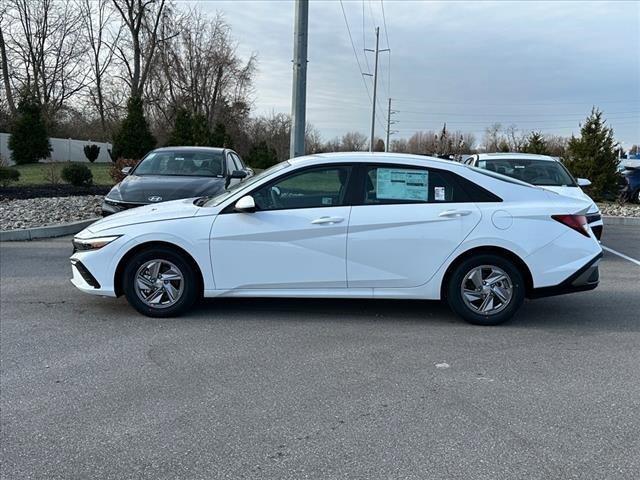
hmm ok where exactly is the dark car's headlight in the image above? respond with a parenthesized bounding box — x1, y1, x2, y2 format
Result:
(73, 235, 121, 251)
(106, 186, 123, 202)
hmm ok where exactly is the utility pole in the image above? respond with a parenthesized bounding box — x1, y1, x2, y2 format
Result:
(385, 97, 397, 152)
(290, 0, 308, 158)
(365, 27, 389, 152)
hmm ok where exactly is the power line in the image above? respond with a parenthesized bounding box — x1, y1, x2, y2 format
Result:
(393, 98, 640, 106)
(394, 119, 640, 132)
(395, 116, 639, 126)
(339, 0, 372, 102)
(340, 0, 386, 136)
(396, 110, 640, 117)
(380, 0, 390, 49)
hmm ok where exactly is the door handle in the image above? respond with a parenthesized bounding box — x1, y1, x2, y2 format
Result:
(311, 216, 344, 225)
(439, 209, 472, 218)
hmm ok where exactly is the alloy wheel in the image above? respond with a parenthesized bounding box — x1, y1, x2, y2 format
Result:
(460, 265, 513, 315)
(134, 260, 184, 309)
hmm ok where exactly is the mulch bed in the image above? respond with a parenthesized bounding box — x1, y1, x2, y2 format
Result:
(0, 184, 112, 200)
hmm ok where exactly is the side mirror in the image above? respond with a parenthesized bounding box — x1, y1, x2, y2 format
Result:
(230, 170, 248, 179)
(577, 178, 591, 187)
(121, 166, 132, 175)
(235, 195, 256, 212)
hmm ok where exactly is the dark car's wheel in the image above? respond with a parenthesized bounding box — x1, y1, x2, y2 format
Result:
(122, 247, 198, 318)
(446, 254, 525, 326)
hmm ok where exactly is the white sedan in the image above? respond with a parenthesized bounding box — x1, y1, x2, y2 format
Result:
(70, 153, 603, 325)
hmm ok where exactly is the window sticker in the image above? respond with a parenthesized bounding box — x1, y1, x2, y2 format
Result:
(322, 197, 333, 205)
(376, 168, 428, 201)
(434, 186, 446, 201)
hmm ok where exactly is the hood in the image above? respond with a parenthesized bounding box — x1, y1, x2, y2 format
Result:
(539, 185, 599, 213)
(110, 174, 226, 203)
(88, 198, 201, 233)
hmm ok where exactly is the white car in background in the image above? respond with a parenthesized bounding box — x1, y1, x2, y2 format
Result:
(70, 153, 602, 326)
(465, 153, 603, 239)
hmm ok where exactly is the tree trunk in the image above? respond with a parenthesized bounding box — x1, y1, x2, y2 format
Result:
(0, 25, 16, 114)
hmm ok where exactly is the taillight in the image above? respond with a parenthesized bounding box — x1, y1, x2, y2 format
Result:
(552, 214, 590, 237)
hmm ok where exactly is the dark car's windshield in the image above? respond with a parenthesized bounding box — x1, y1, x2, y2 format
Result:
(134, 150, 225, 177)
(477, 159, 577, 187)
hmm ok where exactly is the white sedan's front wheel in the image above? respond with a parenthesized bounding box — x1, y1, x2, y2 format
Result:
(122, 247, 198, 317)
(447, 254, 525, 325)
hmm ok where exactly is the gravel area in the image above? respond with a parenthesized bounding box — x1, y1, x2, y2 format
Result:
(0, 196, 103, 231)
(597, 202, 640, 217)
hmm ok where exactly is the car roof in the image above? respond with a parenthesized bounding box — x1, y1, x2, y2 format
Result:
(474, 152, 558, 162)
(152, 146, 228, 153)
(289, 151, 457, 168)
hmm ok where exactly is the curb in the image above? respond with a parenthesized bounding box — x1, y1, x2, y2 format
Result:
(603, 216, 640, 226)
(0, 218, 98, 242)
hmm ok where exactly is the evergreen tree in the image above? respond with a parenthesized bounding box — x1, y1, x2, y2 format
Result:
(111, 96, 156, 160)
(565, 108, 619, 200)
(522, 131, 548, 155)
(374, 138, 385, 152)
(246, 141, 278, 169)
(498, 140, 510, 152)
(9, 91, 51, 165)
(191, 114, 212, 146)
(210, 123, 232, 148)
(167, 108, 194, 146)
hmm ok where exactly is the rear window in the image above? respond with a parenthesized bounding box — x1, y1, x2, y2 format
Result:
(477, 159, 577, 187)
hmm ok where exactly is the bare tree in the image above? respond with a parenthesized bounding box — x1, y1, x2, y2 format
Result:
(407, 131, 438, 155)
(505, 124, 526, 152)
(81, 0, 122, 130)
(4, 0, 88, 118)
(145, 7, 256, 138)
(483, 123, 503, 152)
(340, 131, 368, 151)
(112, 0, 167, 98)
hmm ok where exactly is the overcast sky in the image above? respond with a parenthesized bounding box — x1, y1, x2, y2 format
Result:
(198, 0, 640, 148)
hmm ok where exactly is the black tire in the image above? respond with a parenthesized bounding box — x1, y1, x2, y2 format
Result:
(446, 254, 525, 326)
(122, 246, 199, 318)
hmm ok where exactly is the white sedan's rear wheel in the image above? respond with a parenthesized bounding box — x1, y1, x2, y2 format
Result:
(447, 254, 525, 325)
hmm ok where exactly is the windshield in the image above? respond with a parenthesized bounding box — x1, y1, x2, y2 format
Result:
(477, 159, 577, 187)
(203, 160, 291, 206)
(134, 150, 225, 177)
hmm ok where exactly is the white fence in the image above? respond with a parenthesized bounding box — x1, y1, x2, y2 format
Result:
(0, 132, 113, 164)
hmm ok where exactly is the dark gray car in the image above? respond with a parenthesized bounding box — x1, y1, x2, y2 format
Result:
(102, 147, 252, 216)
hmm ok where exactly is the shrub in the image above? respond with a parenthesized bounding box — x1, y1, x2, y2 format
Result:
(0, 166, 20, 187)
(43, 160, 61, 185)
(109, 158, 138, 183)
(9, 90, 51, 165)
(246, 140, 278, 169)
(61, 163, 93, 187)
(84, 144, 101, 163)
(111, 96, 156, 161)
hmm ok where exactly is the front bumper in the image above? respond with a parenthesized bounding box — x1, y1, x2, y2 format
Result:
(529, 252, 602, 299)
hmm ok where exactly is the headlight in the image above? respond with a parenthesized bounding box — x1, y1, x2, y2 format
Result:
(72, 235, 121, 251)
(106, 186, 122, 201)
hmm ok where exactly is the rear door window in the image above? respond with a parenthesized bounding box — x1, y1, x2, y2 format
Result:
(364, 165, 467, 204)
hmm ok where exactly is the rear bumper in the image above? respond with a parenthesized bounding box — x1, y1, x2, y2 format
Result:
(586, 213, 603, 240)
(529, 252, 602, 299)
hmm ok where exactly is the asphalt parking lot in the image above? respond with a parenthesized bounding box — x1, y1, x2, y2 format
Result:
(1, 225, 639, 480)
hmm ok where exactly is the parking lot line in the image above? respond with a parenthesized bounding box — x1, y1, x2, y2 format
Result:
(602, 245, 640, 267)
